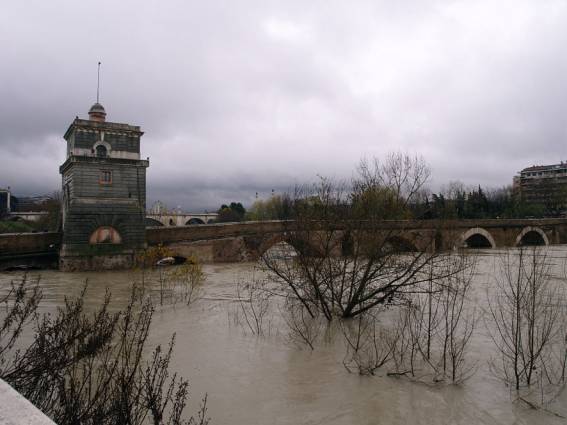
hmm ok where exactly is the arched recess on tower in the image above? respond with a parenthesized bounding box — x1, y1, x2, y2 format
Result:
(89, 226, 122, 244)
(515, 226, 549, 247)
(460, 227, 496, 249)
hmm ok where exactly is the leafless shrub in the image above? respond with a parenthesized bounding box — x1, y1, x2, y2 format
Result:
(0, 276, 42, 361)
(235, 276, 272, 336)
(339, 253, 477, 384)
(437, 257, 477, 383)
(281, 297, 322, 350)
(487, 247, 566, 405)
(140, 258, 205, 307)
(387, 303, 422, 378)
(341, 311, 394, 375)
(166, 261, 206, 306)
(0, 276, 209, 425)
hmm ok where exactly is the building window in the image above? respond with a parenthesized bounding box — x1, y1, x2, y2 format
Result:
(99, 170, 112, 185)
(96, 145, 108, 158)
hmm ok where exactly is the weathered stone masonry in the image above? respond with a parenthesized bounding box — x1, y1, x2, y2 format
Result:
(58, 103, 149, 271)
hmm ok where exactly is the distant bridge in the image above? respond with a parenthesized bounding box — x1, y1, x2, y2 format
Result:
(7, 212, 48, 222)
(145, 212, 218, 227)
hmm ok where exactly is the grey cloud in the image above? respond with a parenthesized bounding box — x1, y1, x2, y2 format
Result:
(2, 0, 567, 210)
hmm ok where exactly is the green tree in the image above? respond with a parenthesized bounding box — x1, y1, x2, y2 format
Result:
(216, 202, 246, 222)
(246, 194, 293, 221)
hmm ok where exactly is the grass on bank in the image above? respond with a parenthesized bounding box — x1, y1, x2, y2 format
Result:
(0, 220, 36, 234)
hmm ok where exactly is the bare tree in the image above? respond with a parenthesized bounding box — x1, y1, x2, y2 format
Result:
(263, 153, 465, 322)
(339, 253, 477, 384)
(341, 311, 394, 375)
(235, 276, 272, 336)
(487, 248, 565, 399)
(437, 255, 477, 383)
(281, 297, 322, 350)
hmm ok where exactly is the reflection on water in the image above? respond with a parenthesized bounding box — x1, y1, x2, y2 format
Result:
(1, 247, 567, 425)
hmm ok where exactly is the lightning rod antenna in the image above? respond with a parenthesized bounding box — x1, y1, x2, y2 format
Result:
(96, 62, 101, 103)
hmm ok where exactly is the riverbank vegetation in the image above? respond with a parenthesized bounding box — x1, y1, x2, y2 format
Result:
(252, 154, 482, 383)
(229, 154, 567, 413)
(237, 245, 566, 411)
(0, 276, 209, 424)
(487, 248, 567, 404)
(0, 220, 36, 234)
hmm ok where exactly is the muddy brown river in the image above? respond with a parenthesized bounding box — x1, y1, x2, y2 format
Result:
(1, 247, 567, 424)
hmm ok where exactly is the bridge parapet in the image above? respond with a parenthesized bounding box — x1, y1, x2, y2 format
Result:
(0, 232, 61, 257)
(147, 220, 289, 244)
(146, 212, 218, 227)
(146, 218, 567, 262)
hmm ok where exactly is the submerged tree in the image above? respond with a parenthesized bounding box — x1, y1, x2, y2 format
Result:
(487, 248, 566, 401)
(340, 253, 477, 384)
(263, 153, 465, 321)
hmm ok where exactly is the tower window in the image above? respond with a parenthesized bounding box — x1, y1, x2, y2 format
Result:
(96, 145, 108, 158)
(99, 170, 112, 185)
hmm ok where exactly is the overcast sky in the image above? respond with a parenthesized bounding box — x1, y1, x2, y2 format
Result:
(2, 0, 567, 211)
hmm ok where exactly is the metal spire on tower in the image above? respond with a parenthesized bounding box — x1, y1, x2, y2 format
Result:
(97, 61, 101, 103)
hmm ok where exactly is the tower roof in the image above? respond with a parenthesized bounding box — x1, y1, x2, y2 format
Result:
(88, 102, 106, 122)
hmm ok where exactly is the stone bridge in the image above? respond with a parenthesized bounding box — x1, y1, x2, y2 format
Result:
(2, 218, 567, 269)
(145, 212, 218, 227)
(7, 212, 49, 222)
(146, 218, 567, 263)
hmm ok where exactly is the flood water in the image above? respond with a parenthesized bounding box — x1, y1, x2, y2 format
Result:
(1, 247, 567, 425)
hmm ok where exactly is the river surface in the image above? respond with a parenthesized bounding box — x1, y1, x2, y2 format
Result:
(1, 247, 567, 425)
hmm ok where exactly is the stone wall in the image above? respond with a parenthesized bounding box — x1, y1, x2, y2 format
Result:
(60, 156, 148, 271)
(0, 232, 60, 270)
(146, 220, 288, 244)
(0, 232, 61, 256)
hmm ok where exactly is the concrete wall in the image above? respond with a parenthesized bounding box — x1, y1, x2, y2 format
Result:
(0, 379, 55, 425)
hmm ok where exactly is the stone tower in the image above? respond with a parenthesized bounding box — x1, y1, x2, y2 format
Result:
(59, 102, 149, 271)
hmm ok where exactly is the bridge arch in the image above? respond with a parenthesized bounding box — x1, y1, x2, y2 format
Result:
(384, 236, 418, 253)
(186, 218, 205, 225)
(145, 217, 164, 227)
(515, 226, 549, 247)
(460, 227, 496, 249)
(255, 233, 326, 259)
(257, 234, 295, 258)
